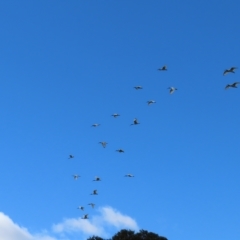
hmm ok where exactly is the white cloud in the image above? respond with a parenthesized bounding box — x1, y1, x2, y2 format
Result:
(52, 217, 104, 236)
(0, 206, 139, 240)
(100, 206, 139, 230)
(52, 206, 139, 238)
(0, 212, 56, 240)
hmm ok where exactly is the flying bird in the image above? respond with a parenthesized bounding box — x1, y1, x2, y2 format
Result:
(223, 67, 237, 76)
(92, 123, 100, 127)
(111, 113, 120, 118)
(93, 176, 101, 181)
(130, 118, 140, 126)
(82, 214, 89, 219)
(125, 174, 134, 177)
(91, 189, 98, 195)
(225, 82, 240, 89)
(147, 100, 156, 105)
(72, 174, 80, 180)
(68, 155, 74, 159)
(88, 203, 95, 208)
(168, 87, 177, 94)
(134, 86, 143, 90)
(99, 141, 108, 148)
(158, 65, 167, 71)
(116, 149, 124, 153)
(77, 206, 84, 211)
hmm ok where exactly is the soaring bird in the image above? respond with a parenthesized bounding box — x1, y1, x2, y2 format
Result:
(223, 67, 237, 76)
(158, 65, 167, 71)
(99, 141, 108, 148)
(125, 174, 134, 177)
(93, 176, 101, 181)
(111, 113, 120, 118)
(147, 100, 156, 105)
(225, 82, 240, 89)
(134, 86, 143, 90)
(82, 214, 89, 219)
(88, 203, 95, 208)
(92, 123, 100, 127)
(77, 206, 84, 211)
(68, 155, 74, 159)
(168, 87, 177, 94)
(91, 189, 98, 195)
(130, 118, 140, 126)
(72, 174, 80, 180)
(116, 149, 124, 153)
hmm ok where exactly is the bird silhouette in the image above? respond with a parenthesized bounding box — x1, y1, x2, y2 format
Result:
(116, 149, 124, 153)
(77, 206, 84, 211)
(91, 190, 98, 195)
(223, 67, 237, 76)
(158, 65, 167, 71)
(225, 82, 240, 89)
(130, 118, 140, 126)
(147, 100, 156, 105)
(134, 86, 143, 90)
(168, 87, 177, 94)
(125, 174, 134, 177)
(111, 113, 120, 118)
(91, 123, 100, 127)
(82, 214, 89, 219)
(99, 141, 107, 148)
(72, 174, 80, 180)
(88, 203, 95, 208)
(93, 176, 101, 181)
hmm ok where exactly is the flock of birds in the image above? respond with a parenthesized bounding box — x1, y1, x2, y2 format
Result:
(68, 65, 238, 220)
(223, 67, 239, 89)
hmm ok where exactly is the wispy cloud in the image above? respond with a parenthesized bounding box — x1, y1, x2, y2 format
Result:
(52, 206, 139, 238)
(0, 212, 56, 240)
(0, 206, 139, 240)
(52, 217, 104, 236)
(100, 206, 139, 230)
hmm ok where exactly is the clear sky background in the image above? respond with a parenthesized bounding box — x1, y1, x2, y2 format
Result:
(0, 1, 240, 240)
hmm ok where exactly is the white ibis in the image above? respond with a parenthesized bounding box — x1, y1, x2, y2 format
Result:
(158, 65, 167, 71)
(93, 176, 101, 181)
(73, 174, 80, 180)
(92, 123, 100, 127)
(116, 149, 124, 153)
(82, 214, 89, 219)
(225, 82, 240, 89)
(88, 203, 95, 208)
(77, 206, 84, 211)
(223, 67, 237, 76)
(130, 118, 140, 126)
(125, 174, 134, 177)
(168, 87, 177, 94)
(91, 190, 98, 195)
(147, 100, 156, 105)
(99, 142, 107, 148)
(134, 86, 143, 90)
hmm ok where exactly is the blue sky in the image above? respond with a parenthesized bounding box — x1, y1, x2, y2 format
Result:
(0, 1, 240, 239)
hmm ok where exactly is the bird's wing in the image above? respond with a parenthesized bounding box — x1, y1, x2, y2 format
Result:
(223, 70, 229, 75)
(232, 82, 240, 87)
